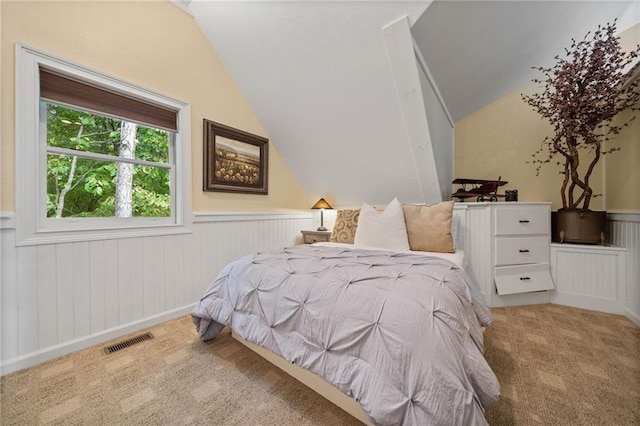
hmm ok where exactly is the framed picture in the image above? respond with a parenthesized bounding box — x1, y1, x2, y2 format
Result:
(203, 119, 268, 194)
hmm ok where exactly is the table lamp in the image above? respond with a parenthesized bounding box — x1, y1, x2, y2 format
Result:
(311, 198, 333, 231)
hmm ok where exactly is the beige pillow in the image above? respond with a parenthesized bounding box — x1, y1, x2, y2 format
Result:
(329, 209, 360, 243)
(402, 201, 454, 253)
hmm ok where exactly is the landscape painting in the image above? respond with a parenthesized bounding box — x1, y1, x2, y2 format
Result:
(203, 119, 268, 194)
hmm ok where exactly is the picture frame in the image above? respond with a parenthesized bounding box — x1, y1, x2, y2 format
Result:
(203, 119, 269, 194)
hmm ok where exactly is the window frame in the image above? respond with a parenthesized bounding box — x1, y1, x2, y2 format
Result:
(16, 43, 192, 245)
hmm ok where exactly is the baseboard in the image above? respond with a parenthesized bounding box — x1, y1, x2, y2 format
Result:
(624, 308, 640, 327)
(550, 292, 623, 315)
(0, 303, 196, 376)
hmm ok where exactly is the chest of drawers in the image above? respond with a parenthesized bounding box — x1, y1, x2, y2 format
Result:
(493, 204, 555, 295)
(456, 202, 555, 306)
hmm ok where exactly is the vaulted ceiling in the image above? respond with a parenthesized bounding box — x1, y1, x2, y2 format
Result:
(185, 0, 639, 207)
(412, 0, 639, 122)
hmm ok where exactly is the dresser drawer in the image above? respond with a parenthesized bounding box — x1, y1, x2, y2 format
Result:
(301, 231, 331, 244)
(495, 206, 549, 236)
(495, 236, 549, 266)
(494, 264, 554, 295)
(304, 234, 326, 244)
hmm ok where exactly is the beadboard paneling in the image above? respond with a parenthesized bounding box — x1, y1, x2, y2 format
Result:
(608, 213, 640, 325)
(3, 210, 636, 374)
(1, 229, 19, 361)
(0, 212, 312, 375)
(550, 244, 626, 314)
(550, 212, 640, 326)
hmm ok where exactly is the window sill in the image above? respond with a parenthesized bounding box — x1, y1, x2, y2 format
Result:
(16, 222, 192, 246)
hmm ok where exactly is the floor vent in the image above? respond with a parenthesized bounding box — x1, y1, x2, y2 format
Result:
(104, 332, 154, 354)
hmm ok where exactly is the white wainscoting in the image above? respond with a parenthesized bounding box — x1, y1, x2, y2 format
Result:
(548, 212, 639, 326)
(2, 209, 637, 374)
(608, 212, 640, 326)
(0, 211, 313, 375)
(550, 243, 627, 315)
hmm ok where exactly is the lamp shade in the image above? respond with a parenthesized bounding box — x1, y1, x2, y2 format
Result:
(311, 198, 333, 210)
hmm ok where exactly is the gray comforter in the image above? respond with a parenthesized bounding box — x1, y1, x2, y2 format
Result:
(192, 245, 500, 425)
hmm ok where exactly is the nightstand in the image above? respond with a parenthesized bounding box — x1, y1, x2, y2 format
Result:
(301, 230, 332, 244)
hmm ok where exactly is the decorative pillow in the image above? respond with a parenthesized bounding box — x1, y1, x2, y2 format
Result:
(402, 201, 454, 253)
(329, 209, 360, 243)
(354, 198, 410, 251)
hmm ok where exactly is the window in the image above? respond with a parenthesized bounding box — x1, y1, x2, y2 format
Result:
(16, 44, 192, 245)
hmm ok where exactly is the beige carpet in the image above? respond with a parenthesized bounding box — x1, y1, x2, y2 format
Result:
(484, 304, 640, 425)
(1, 304, 639, 425)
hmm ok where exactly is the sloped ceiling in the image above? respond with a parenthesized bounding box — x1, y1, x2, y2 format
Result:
(190, 1, 432, 206)
(412, 0, 639, 122)
(187, 0, 639, 207)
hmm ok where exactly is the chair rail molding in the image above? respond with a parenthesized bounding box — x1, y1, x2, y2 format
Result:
(1, 212, 16, 229)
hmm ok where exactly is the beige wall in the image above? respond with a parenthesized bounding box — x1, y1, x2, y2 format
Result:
(605, 108, 640, 211)
(455, 24, 640, 212)
(605, 23, 640, 211)
(0, 0, 309, 213)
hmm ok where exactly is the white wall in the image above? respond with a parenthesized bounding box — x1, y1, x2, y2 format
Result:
(382, 16, 442, 204)
(0, 212, 312, 375)
(417, 57, 454, 201)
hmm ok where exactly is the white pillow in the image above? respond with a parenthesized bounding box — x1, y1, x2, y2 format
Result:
(354, 198, 410, 251)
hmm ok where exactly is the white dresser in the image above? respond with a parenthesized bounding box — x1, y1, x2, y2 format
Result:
(454, 202, 555, 307)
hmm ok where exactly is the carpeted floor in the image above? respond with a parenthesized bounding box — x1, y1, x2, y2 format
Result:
(1, 304, 639, 425)
(484, 304, 640, 425)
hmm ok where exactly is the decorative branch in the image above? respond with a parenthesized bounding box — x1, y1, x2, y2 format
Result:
(522, 20, 640, 210)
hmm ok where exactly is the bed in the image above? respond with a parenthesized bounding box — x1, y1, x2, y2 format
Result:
(192, 199, 500, 425)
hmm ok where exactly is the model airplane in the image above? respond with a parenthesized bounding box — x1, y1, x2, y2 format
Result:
(452, 177, 508, 202)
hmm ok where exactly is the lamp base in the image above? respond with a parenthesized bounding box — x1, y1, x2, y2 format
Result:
(317, 226, 328, 231)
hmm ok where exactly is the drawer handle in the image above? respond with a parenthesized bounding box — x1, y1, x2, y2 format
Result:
(519, 249, 530, 253)
(519, 220, 530, 223)
(520, 277, 531, 281)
